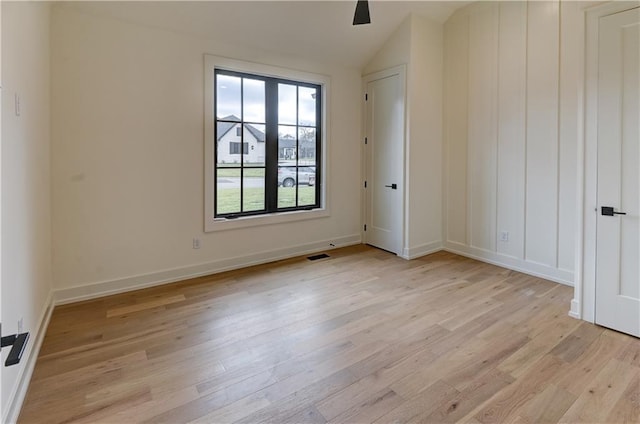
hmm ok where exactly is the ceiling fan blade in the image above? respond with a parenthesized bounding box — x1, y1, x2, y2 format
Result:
(353, 0, 371, 25)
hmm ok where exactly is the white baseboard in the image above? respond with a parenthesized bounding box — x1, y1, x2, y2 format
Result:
(569, 298, 581, 319)
(400, 241, 443, 260)
(54, 234, 362, 305)
(444, 241, 574, 287)
(3, 291, 54, 424)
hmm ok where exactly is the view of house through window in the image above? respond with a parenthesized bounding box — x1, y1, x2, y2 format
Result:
(215, 70, 321, 218)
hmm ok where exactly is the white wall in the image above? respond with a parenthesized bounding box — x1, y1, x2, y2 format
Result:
(364, 14, 443, 259)
(1, 2, 52, 421)
(444, 1, 586, 285)
(50, 5, 362, 300)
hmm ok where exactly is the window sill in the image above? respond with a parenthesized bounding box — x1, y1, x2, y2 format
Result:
(205, 207, 330, 232)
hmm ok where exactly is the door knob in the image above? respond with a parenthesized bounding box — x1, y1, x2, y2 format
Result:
(601, 206, 626, 216)
(385, 184, 397, 189)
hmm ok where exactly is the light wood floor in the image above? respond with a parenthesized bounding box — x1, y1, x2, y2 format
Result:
(20, 245, 640, 423)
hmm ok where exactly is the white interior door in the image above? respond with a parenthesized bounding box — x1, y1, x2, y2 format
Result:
(595, 7, 640, 337)
(364, 69, 405, 255)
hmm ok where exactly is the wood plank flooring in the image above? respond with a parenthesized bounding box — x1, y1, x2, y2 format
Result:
(19, 245, 640, 423)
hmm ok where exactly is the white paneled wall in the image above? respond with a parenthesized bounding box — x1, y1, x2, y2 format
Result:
(444, 1, 580, 285)
(496, 1, 527, 260)
(558, 1, 583, 273)
(468, 3, 498, 252)
(525, 1, 560, 267)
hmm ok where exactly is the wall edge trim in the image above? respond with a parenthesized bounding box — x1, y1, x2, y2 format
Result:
(569, 298, 581, 319)
(444, 241, 574, 286)
(400, 241, 443, 260)
(3, 291, 55, 424)
(53, 235, 362, 305)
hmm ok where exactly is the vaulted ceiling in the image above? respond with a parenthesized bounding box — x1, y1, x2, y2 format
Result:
(59, 1, 470, 69)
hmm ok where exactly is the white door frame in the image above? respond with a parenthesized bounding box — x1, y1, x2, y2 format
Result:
(0, 2, 3, 415)
(577, 1, 640, 323)
(361, 65, 407, 255)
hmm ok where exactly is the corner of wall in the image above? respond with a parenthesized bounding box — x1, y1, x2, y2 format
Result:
(362, 15, 411, 76)
(400, 241, 443, 260)
(2, 293, 55, 424)
(405, 12, 444, 251)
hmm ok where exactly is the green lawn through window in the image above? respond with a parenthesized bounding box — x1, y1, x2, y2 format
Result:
(217, 186, 316, 215)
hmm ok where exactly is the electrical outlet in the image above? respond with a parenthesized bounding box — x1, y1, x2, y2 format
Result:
(193, 238, 201, 249)
(499, 231, 509, 242)
(17, 317, 24, 333)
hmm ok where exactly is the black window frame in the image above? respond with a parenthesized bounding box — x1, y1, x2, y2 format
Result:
(214, 69, 322, 219)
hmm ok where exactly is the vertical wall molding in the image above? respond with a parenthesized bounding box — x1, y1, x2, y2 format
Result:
(555, 1, 563, 270)
(494, 4, 501, 262)
(468, 2, 499, 252)
(523, 0, 530, 261)
(524, 0, 560, 267)
(497, 1, 527, 260)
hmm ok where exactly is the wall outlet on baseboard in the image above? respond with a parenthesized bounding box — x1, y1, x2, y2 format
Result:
(499, 231, 509, 242)
(17, 317, 24, 333)
(192, 238, 201, 249)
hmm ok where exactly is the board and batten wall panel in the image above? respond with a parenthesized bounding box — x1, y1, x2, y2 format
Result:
(444, 0, 576, 285)
(557, 0, 583, 273)
(524, 1, 560, 267)
(496, 1, 527, 260)
(444, 12, 468, 245)
(467, 3, 499, 252)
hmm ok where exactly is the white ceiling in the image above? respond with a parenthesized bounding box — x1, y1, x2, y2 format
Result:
(61, 1, 471, 69)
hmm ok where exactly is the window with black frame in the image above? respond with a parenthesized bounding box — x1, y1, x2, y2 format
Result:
(214, 70, 321, 218)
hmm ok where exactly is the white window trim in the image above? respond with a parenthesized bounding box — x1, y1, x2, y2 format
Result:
(204, 55, 330, 232)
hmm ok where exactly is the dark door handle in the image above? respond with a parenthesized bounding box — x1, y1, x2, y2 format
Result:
(602, 206, 627, 216)
(385, 184, 397, 189)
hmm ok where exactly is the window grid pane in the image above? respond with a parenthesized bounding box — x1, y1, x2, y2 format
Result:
(215, 70, 320, 218)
